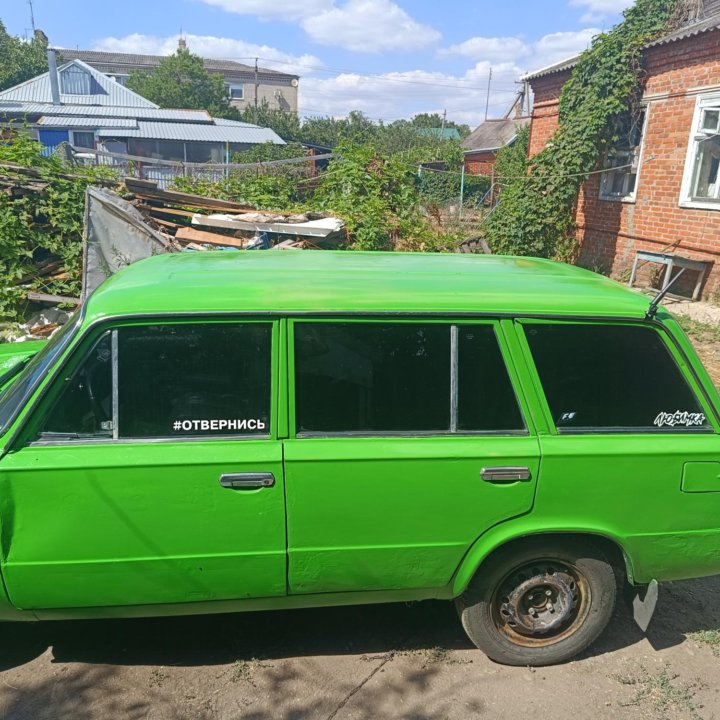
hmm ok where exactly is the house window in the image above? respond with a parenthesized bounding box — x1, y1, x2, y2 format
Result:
(108, 74, 128, 86)
(684, 101, 720, 205)
(72, 131, 95, 149)
(599, 111, 646, 201)
(225, 83, 244, 100)
(59, 66, 106, 96)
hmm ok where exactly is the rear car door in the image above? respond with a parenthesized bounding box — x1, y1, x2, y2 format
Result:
(283, 318, 541, 594)
(0, 318, 287, 610)
(516, 319, 720, 583)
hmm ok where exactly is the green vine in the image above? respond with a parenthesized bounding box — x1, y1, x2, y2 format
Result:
(486, 0, 685, 260)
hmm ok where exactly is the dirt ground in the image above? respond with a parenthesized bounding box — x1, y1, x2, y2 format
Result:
(3, 305, 720, 720)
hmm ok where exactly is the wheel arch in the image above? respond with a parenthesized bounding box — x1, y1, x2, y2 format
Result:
(450, 526, 634, 598)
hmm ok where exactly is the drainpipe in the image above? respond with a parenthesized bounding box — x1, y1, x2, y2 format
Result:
(47, 48, 61, 105)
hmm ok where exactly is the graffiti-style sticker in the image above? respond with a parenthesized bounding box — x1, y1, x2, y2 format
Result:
(172, 419, 266, 432)
(653, 411, 706, 428)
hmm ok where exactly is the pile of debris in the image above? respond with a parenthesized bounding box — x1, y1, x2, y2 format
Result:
(125, 178, 345, 251)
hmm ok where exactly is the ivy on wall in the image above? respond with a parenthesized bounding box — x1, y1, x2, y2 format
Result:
(485, 0, 687, 261)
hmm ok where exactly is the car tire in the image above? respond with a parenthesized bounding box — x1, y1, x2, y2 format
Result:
(456, 538, 617, 666)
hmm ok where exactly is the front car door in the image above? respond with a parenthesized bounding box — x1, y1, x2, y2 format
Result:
(0, 318, 286, 610)
(283, 318, 541, 595)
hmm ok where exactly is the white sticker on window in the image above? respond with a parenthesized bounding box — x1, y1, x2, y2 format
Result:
(172, 419, 266, 432)
(653, 411, 706, 428)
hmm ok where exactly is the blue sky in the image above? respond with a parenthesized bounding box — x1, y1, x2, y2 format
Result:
(3, 0, 633, 125)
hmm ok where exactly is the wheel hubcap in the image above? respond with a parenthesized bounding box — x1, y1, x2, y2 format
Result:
(493, 561, 587, 646)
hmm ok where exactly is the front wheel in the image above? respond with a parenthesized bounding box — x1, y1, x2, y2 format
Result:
(456, 539, 617, 666)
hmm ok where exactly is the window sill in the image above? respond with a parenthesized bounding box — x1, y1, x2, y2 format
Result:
(598, 195, 637, 204)
(679, 199, 720, 211)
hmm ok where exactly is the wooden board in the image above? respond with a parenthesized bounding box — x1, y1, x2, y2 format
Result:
(175, 227, 247, 249)
(125, 179, 256, 213)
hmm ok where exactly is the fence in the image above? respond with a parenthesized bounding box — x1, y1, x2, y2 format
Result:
(70, 146, 335, 189)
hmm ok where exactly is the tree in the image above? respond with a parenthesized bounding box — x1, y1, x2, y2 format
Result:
(0, 22, 48, 91)
(126, 48, 240, 119)
(410, 113, 471, 138)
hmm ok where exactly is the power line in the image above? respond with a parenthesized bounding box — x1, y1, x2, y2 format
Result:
(224, 55, 521, 93)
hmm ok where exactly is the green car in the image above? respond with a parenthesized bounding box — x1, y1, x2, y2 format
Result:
(1, 251, 719, 667)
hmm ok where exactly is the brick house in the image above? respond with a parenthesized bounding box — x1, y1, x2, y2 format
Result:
(524, 0, 720, 298)
(462, 116, 530, 176)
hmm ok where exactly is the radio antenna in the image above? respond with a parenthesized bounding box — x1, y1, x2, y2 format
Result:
(645, 267, 686, 320)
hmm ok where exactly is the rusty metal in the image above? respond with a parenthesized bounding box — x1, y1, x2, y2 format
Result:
(492, 560, 591, 648)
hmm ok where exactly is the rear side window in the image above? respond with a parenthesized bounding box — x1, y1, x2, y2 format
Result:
(118, 324, 271, 438)
(294, 322, 524, 435)
(524, 323, 711, 432)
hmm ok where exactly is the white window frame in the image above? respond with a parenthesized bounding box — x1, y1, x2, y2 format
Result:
(225, 83, 245, 100)
(70, 130, 96, 149)
(680, 93, 720, 210)
(599, 108, 649, 203)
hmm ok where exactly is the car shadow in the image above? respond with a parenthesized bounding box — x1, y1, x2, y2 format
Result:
(4, 574, 720, 672)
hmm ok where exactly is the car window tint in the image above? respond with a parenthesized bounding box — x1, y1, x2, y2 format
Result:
(525, 323, 711, 432)
(41, 332, 113, 437)
(118, 324, 271, 438)
(295, 323, 450, 433)
(457, 326, 524, 431)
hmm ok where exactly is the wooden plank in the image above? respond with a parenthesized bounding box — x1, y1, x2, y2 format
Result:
(151, 217, 184, 230)
(27, 291, 82, 306)
(125, 179, 255, 212)
(136, 204, 195, 218)
(175, 227, 247, 249)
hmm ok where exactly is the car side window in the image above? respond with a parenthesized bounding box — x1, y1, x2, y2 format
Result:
(41, 332, 113, 438)
(118, 324, 271, 438)
(294, 322, 524, 435)
(524, 323, 712, 432)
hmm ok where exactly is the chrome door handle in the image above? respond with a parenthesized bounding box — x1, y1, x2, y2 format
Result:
(481, 466, 531, 483)
(219, 472, 275, 489)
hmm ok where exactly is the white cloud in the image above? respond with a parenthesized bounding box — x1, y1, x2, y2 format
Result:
(439, 28, 599, 76)
(198, 0, 332, 22)
(91, 33, 321, 72)
(439, 37, 530, 64)
(198, 0, 440, 53)
(569, 0, 634, 22)
(302, 0, 441, 53)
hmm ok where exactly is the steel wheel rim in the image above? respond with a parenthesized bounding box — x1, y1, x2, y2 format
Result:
(491, 559, 591, 647)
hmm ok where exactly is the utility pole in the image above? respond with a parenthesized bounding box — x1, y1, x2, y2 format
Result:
(28, 0, 36, 34)
(441, 109, 447, 135)
(484, 67, 493, 121)
(254, 57, 259, 119)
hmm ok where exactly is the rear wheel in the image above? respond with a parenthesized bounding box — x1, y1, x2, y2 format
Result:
(456, 539, 617, 666)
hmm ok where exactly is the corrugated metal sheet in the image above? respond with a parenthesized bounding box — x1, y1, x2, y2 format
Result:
(96, 121, 284, 144)
(37, 116, 138, 128)
(0, 102, 212, 122)
(0, 60, 158, 108)
(522, 55, 580, 81)
(646, 12, 720, 47)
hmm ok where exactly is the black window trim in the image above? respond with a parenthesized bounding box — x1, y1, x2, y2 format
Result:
(518, 318, 718, 436)
(290, 318, 529, 439)
(26, 317, 275, 446)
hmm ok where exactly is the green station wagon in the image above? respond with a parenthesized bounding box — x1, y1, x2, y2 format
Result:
(1, 251, 719, 666)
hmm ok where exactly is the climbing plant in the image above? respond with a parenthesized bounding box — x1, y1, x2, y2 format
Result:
(485, 0, 686, 260)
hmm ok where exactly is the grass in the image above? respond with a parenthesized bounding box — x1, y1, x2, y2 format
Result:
(688, 629, 720, 657)
(674, 314, 720, 344)
(231, 657, 271, 685)
(614, 664, 705, 719)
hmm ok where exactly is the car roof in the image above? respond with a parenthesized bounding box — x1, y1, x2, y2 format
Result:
(84, 250, 651, 322)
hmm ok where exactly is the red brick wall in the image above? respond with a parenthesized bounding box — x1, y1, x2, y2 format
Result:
(527, 30, 720, 299)
(464, 151, 497, 176)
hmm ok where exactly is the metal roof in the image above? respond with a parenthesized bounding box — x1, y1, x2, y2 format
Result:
(84, 251, 651, 324)
(96, 120, 284, 144)
(645, 11, 720, 47)
(37, 116, 139, 128)
(0, 102, 213, 122)
(522, 55, 581, 82)
(0, 60, 158, 108)
(58, 49, 298, 80)
(462, 117, 530, 153)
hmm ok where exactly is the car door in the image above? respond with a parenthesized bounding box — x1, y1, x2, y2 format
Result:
(0, 318, 287, 610)
(515, 319, 720, 583)
(283, 318, 541, 594)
